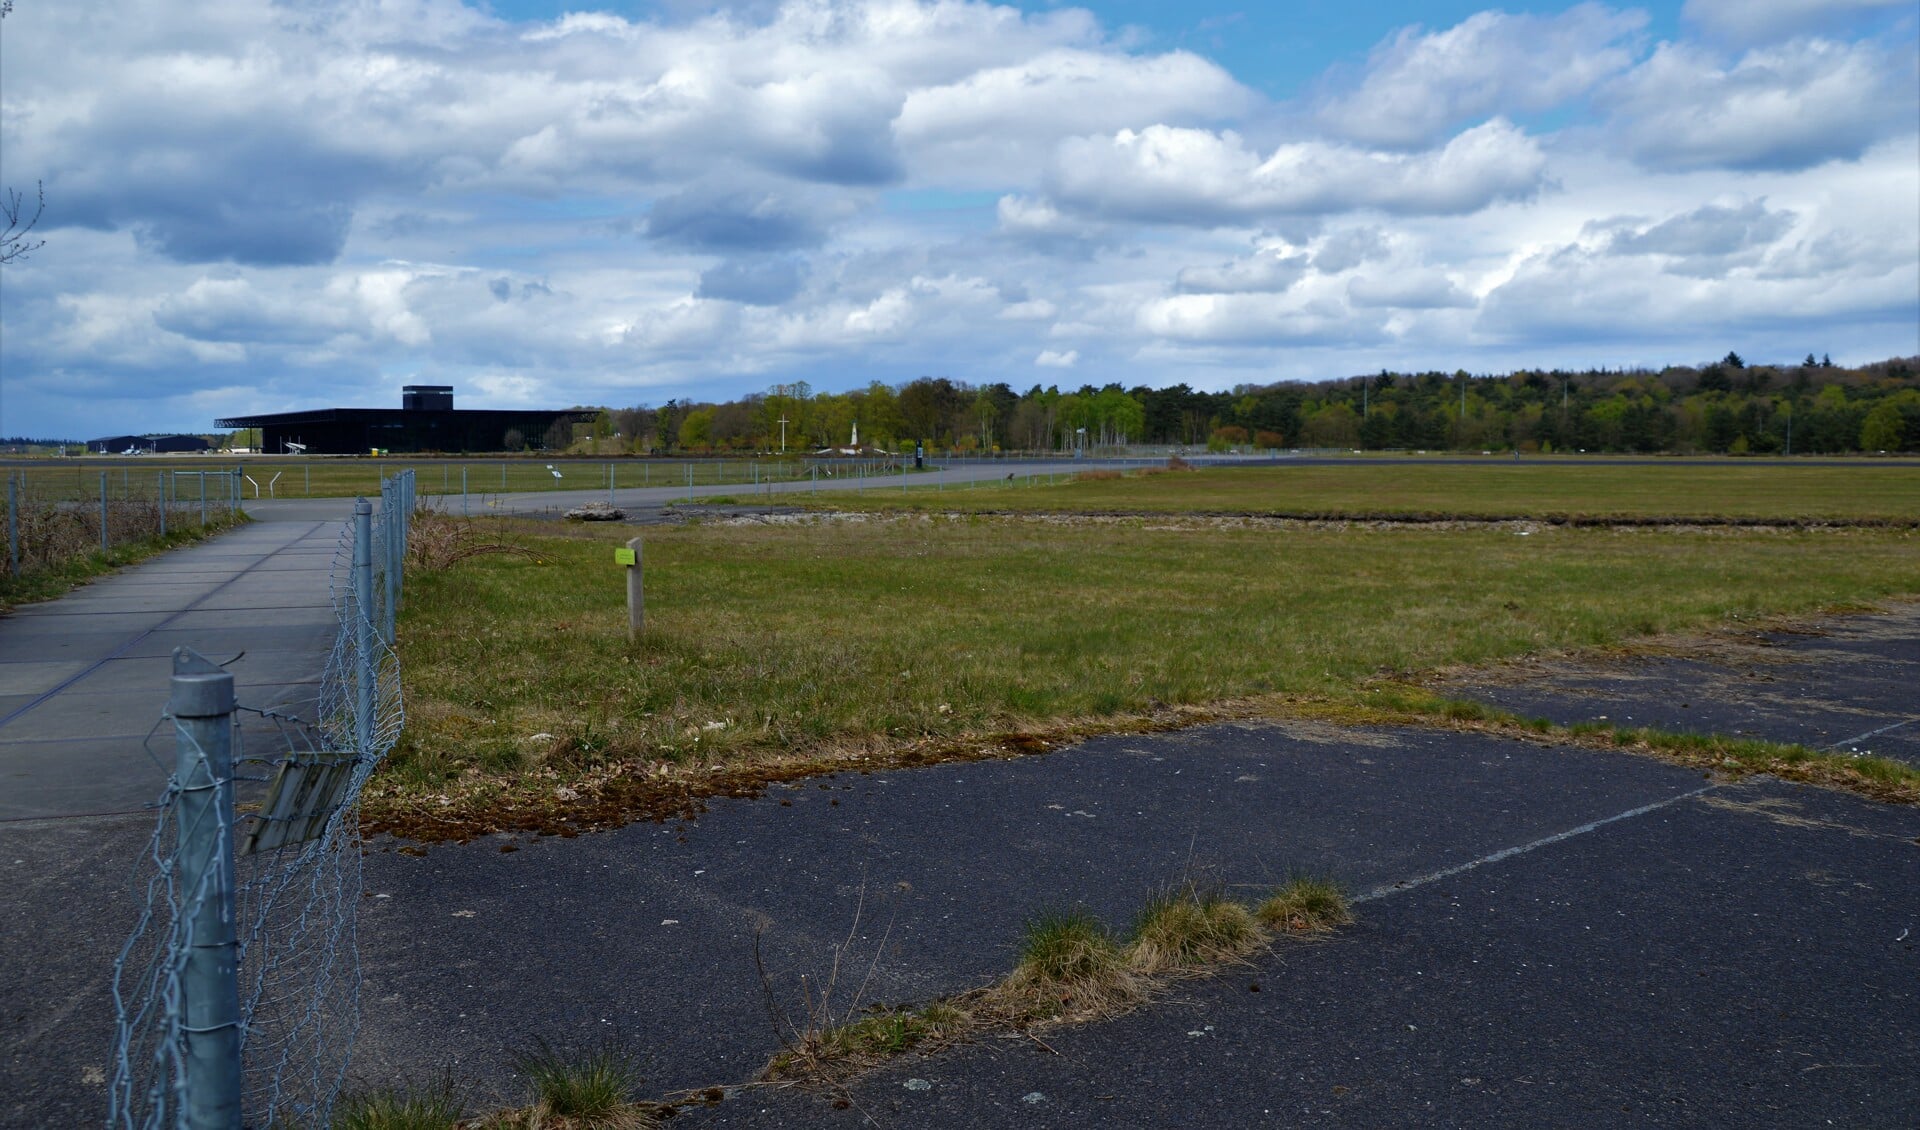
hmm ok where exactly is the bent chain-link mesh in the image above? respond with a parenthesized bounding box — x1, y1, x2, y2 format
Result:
(110, 473, 412, 1129)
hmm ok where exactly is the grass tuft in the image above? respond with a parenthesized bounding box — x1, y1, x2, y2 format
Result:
(333, 1083, 463, 1130)
(1128, 884, 1262, 973)
(994, 911, 1141, 1021)
(514, 1044, 653, 1129)
(1257, 877, 1354, 934)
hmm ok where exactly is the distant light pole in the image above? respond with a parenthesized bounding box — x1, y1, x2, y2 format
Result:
(779, 415, 789, 454)
(1075, 427, 1086, 459)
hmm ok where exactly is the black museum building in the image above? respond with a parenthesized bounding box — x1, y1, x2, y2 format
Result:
(217, 386, 598, 455)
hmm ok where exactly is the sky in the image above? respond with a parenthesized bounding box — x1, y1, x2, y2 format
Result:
(0, 0, 1915, 439)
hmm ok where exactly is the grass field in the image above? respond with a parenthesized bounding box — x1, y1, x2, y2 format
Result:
(802, 461, 1920, 521)
(375, 511, 1920, 834)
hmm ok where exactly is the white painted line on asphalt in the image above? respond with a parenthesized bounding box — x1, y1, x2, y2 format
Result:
(1827, 717, 1919, 751)
(1354, 784, 1720, 904)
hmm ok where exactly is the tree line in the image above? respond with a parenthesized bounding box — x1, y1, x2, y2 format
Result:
(585, 354, 1920, 456)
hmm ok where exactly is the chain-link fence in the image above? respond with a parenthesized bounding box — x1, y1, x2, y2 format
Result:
(108, 471, 414, 1129)
(3, 469, 245, 585)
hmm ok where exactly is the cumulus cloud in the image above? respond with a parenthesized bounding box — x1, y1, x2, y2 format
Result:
(646, 185, 851, 251)
(1603, 199, 1798, 258)
(1136, 291, 1385, 346)
(1607, 38, 1915, 171)
(696, 257, 811, 305)
(1048, 119, 1549, 225)
(1312, 227, 1392, 273)
(153, 277, 352, 344)
(1176, 249, 1311, 294)
(1347, 271, 1473, 309)
(896, 48, 1250, 182)
(1317, 5, 1647, 147)
(1, 0, 1915, 439)
(1682, 0, 1914, 43)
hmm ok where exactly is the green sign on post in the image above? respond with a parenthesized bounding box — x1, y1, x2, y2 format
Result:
(614, 547, 637, 566)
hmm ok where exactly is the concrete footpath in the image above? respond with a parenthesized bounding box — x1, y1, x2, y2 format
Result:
(0, 511, 348, 1127)
(3, 506, 1917, 1128)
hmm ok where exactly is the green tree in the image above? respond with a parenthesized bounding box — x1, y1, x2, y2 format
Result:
(1860, 402, 1904, 451)
(677, 408, 715, 450)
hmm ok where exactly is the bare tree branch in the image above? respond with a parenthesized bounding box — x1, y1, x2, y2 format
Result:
(1, 182, 46, 266)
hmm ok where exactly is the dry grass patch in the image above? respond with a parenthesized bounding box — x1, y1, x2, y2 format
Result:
(1128, 883, 1264, 973)
(989, 911, 1144, 1023)
(1258, 877, 1355, 934)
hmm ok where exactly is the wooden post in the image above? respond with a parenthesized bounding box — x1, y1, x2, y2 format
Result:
(622, 537, 644, 640)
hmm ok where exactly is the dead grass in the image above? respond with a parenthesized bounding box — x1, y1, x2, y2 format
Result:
(758, 879, 1354, 1089)
(407, 509, 546, 571)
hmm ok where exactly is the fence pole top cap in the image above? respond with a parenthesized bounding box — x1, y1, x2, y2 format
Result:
(168, 647, 235, 716)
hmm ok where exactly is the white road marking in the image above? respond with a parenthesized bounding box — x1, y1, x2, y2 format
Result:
(1354, 785, 1719, 904)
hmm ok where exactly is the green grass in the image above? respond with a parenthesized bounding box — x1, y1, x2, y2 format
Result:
(513, 1044, 651, 1129)
(333, 1084, 463, 1130)
(1257, 877, 1354, 934)
(803, 461, 1920, 521)
(379, 512, 1919, 829)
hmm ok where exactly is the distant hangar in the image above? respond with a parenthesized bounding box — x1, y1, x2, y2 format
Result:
(86, 434, 214, 454)
(217, 386, 598, 455)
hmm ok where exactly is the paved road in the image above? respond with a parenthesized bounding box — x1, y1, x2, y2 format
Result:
(3, 501, 1915, 1128)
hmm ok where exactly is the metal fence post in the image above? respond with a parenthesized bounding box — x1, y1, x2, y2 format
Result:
(353, 499, 375, 754)
(158, 471, 168, 539)
(381, 482, 398, 645)
(461, 465, 468, 517)
(200, 473, 208, 527)
(7, 474, 18, 576)
(100, 471, 110, 555)
(168, 649, 243, 1130)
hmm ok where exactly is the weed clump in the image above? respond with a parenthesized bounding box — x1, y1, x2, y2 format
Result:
(333, 1084, 464, 1130)
(995, 911, 1141, 1020)
(1257, 877, 1354, 934)
(1128, 884, 1261, 973)
(514, 1043, 654, 1129)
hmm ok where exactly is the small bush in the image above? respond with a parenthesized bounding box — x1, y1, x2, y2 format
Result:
(333, 1084, 463, 1130)
(1257, 877, 1354, 934)
(1128, 885, 1260, 972)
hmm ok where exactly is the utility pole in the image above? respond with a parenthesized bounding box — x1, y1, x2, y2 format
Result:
(778, 416, 789, 454)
